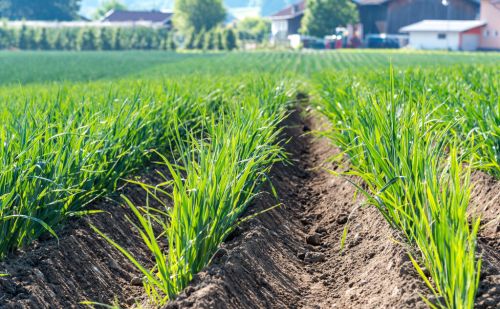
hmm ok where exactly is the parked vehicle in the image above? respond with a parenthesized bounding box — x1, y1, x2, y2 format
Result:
(365, 34, 408, 49)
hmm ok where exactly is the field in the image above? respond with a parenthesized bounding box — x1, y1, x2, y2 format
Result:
(0, 50, 498, 309)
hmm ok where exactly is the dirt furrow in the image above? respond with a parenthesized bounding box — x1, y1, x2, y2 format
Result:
(166, 111, 430, 309)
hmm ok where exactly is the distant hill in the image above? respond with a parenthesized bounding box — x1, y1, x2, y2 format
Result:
(80, 0, 291, 18)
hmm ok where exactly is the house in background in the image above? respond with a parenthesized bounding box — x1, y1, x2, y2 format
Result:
(480, 0, 500, 49)
(356, 0, 479, 37)
(102, 10, 173, 28)
(270, 1, 306, 42)
(400, 20, 486, 50)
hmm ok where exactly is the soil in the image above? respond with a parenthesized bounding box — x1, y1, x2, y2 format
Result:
(0, 168, 171, 308)
(0, 109, 498, 309)
(471, 172, 500, 308)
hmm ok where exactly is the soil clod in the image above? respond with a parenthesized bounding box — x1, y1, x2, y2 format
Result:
(306, 233, 323, 246)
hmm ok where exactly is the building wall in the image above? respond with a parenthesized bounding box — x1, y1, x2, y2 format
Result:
(271, 14, 303, 42)
(358, 4, 388, 35)
(460, 27, 482, 50)
(358, 0, 479, 36)
(480, 0, 500, 50)
(288, 15, 303, 35)
(271, 19, 289, 41)
(408, 31, 460, 50)
(388, 0, 479, 34)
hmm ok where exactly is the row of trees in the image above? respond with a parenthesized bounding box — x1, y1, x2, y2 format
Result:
(184, 28, 237, 51)
(0, 25, 245, 51)
(0, 26, 177, 51)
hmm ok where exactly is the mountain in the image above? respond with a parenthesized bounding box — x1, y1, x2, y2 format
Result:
(79, 0, 292, 18)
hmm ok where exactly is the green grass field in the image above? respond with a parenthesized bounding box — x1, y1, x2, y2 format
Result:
(0, 50, 498, 308)
(1, 50, 499, 85)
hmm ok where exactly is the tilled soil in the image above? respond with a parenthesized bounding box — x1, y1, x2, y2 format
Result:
(0, 169, 171, 308)
(166, 112, 431, 309)
(471, 172, 500, 308)
(0, 110, 499, 309)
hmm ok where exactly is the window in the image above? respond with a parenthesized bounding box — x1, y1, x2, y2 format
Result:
(495, 31, 499, 37)
(437, 33, 447, 39)
(484, 30, 490, 37)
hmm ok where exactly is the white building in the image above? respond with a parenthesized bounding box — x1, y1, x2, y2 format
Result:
(400, 20, 486, 51)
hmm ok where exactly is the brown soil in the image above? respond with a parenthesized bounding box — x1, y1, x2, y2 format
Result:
(0, 169, 171, 308)
(0, 110, 499, 309)
(471, 172, 500, 308)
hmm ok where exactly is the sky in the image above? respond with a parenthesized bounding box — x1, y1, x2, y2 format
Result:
(79, 0, 291, 18)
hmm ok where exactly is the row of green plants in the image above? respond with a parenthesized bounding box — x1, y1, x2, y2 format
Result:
(316, 65, 499, 309)
(0, 75, 290, 305)
(0, 79, 212, 258)
(95, 79, 290, 304)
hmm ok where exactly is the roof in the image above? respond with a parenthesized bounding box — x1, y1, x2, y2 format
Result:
(3, 21, 167, 28)
(353, 0, 390, 5)
(103, 10, 173, 23)
(355, 0, 478, 4)
(400, 20, 487, 33)
(270, 1, 306, 20)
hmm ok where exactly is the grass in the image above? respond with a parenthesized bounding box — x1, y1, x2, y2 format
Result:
(0, 50, 498, 308)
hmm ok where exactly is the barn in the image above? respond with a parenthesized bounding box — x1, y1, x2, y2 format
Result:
(400, 20, 486, 50)
(356, 0, 479, 36)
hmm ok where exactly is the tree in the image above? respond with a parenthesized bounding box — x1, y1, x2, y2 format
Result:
(38, 28, 51, 50)
(0, 0, 81, 21)
(93, 0, 127, 20)
(203, 31, 215, 50)
(54, 30, 69, 50)
(17, 25, 29, 49)
(173, 0, 226, 34)
(77, 28, 99, 50)
(113, 28, 123, 50)
(168, 33, 177, 51)
(223, 28, 237, 51)
(300, 0, 358, 38)
(194, 29, 205, 50)
(99, 27, 114, 50)
(215, 30, 224, 50)
(236, 17, 271, 43)
(185, 31, 195, 49)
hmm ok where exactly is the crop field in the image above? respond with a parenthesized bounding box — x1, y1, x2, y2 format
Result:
(0, 50, 499, 309)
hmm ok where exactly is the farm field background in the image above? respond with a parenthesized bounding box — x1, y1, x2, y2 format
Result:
(0, 50, 499, 309)
(1, 50, 499, 84)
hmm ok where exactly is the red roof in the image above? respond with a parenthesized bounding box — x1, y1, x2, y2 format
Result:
(270, 1, 306, 19)
(103, 10, 173, 23)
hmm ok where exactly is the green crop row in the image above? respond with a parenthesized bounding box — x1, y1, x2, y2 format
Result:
(317, 65, 499, 308)
(0, 78, 217, 258)
(95, 79, 291, 304)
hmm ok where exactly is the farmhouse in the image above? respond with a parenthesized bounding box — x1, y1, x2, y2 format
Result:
(400, 20, 486, 50)
(269, 1, 306, 42)
(102, 10, 173, 28)
(480, 0, 500, 50)
(355, 0, 479, 36)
